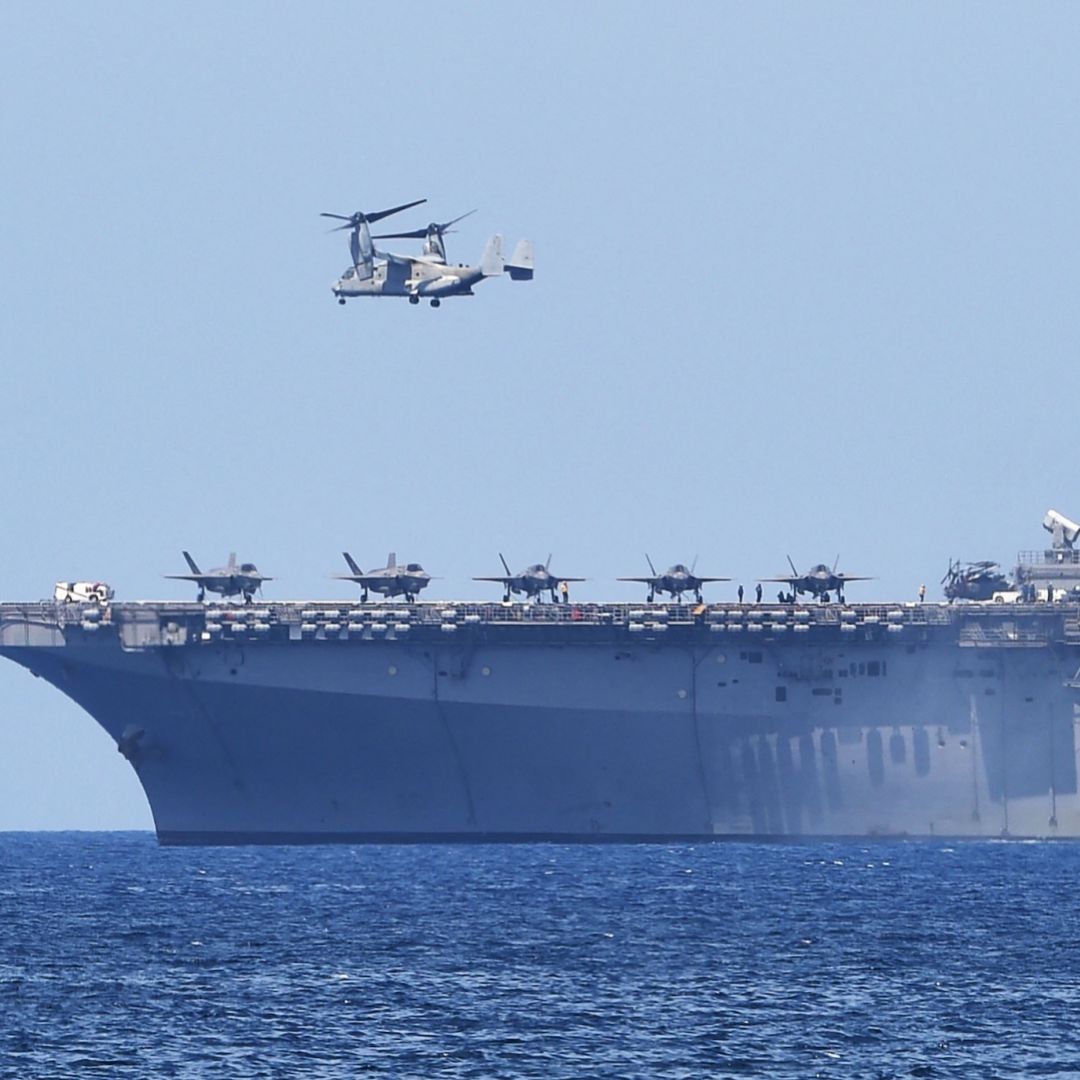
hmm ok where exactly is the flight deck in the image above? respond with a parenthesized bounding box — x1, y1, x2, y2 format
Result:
(3, 598, 1079, 654)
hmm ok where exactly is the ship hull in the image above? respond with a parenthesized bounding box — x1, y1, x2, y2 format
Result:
(5, 602, 1079, 842)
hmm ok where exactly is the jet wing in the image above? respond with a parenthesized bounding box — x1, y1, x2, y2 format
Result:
(473, 576, 514, 583)
(757, 577, 798, 583)
(617, 577, 658, 584)
(694, 577, 732, 583)
(164, 574, 208, 582)
(333, 575, 389, 587)
(555, 577, 587, 583)
(836, 575, 874, 582)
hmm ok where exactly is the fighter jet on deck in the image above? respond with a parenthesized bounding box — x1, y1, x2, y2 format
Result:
(474, 555, 584, 603)
(165, 552, 271, 604)
(334, 553, 432, 603)
(618, 556, 730, 603)
(759, 557, 872, 603)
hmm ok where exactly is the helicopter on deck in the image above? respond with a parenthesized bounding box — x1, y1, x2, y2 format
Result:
(941, 559, 1011, 602)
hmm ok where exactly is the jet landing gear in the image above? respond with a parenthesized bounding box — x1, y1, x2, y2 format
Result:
(430, 298, 441, 308)
(338, 298, 346, 305)
(408, 295, 420, 305)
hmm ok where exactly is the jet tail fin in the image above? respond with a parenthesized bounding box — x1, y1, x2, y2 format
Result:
(343, 552, 363, 576)
(182, 551, 201, 575)
(505, 239, 534, 280)
(387, 552, 396, 569)
(480, 234, 504, 277)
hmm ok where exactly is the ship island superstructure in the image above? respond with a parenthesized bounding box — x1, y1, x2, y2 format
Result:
(4, 592, 1080, 842)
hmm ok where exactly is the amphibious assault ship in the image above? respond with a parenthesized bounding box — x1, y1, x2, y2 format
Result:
(4, 515, 1080, 844)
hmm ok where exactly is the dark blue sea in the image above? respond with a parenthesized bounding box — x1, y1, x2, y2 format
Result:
(2, 835, 1079, 1078)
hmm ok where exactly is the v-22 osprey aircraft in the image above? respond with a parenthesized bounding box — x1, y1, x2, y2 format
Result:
(322, 198, 533, 307)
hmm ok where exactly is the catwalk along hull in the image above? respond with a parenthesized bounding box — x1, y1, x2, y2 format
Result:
(3, 600, 1080, 842)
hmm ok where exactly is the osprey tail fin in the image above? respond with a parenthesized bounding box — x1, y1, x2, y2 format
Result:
(505, 239, 534, 280)
(480, 234, 504, 277)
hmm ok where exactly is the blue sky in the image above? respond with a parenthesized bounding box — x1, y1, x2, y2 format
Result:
(2, 3, 1078, 827)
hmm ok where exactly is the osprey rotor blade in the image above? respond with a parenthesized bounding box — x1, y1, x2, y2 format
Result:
(373, 210, 476, 242)
(320, 199, 427, 230)
(440, 208, 477, 230)
(371, 228, 430, 241)
(365, 198, 428, 224)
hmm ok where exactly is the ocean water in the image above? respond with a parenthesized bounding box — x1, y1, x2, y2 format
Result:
(1, 835, 1078, 1078)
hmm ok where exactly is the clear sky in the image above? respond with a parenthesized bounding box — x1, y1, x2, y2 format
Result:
(2, 3, 1078, 828)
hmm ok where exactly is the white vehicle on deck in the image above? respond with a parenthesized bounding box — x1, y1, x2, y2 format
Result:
(54, 581, 114, 604)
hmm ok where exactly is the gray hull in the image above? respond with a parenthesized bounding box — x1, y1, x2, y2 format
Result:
(3, 600, 1079, 841)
